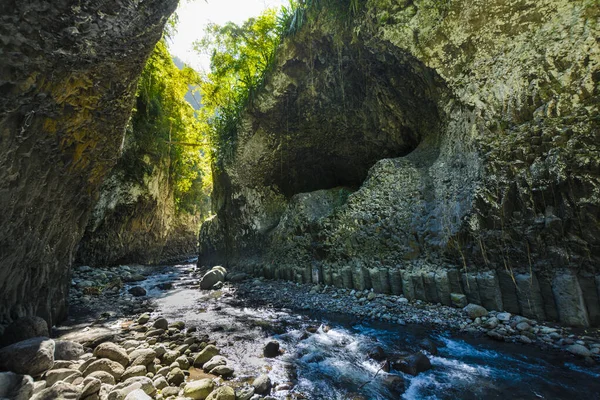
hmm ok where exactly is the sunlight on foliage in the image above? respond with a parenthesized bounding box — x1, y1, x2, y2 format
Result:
(121, 40, 212, 215)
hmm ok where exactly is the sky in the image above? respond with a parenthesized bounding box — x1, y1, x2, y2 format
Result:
(168, 0, 287, 72)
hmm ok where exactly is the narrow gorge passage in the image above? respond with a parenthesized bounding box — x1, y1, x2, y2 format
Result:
(1, 0, 600, 399)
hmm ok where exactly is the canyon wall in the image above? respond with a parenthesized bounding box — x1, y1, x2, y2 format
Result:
(0, 0, 177, 329)
(199, 0, 600, 326)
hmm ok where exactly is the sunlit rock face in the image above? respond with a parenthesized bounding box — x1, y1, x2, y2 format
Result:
(0, 0, 177, 328)
(200, 0, 600, 326)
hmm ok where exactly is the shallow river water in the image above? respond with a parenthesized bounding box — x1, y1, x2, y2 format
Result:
(121, 263, 600, 400)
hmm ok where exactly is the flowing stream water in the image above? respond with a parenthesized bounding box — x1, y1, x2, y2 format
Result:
(119, 263, 600, 400)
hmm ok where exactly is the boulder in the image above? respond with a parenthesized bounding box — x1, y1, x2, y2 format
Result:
(203, 355, 227, 372)
(137, 314, 150, 325)
(193, 345, 220, 367)
(44, 368, 81, 386)
(463, 304, 488, 319)
(206, 386, 235, 400)
(450, 293, 467, 308)
(93, 342, 130, 367)
(82, 358, 125, 380)
(418, 338, 438, 355)
(263, 341, 280, 358)
(183, 378, 215, 400)
(210, 365, 234, 377)
(121, 365, 147, 381)
(566, 344, 591, 358)
(236, 386, 255, 400)
(153, 318, 168, 330)
(81, 377, 102, 398)
(129, 348, 157, 367)
(124, 389, 152, 400)
(252, 374, 272, 395)
(0, 372, 34, 400)
(87, 370, 116, 385)
(59, 327, 115, 348)
(0, 317, 49, 347)
(167, 367, 185, 386)
(30, 381, 81, 400)
(0, 337, 55, 376)
(128, 286, 147, 297)
(54, 340, 85, 361)
(200, 269, 225, 290)
(392, 352, 431, 376)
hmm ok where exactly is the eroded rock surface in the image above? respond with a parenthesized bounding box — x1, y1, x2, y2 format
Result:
(199, 0, 600, 327)
(0, 0, 178, 328)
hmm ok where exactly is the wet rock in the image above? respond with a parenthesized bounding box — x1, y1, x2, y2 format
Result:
(203, 355, 227, 372)
(82, 358, 124, 381)
(236, 387, 255, 400)
(263, 341, 280, 358)
(94, 342, 130, 367)
(128, 286, 147, 297)
(54, 340, 85, 361)
(137, 314, 150, 325)
(0, 371, 34, 400)
(153, 318, 169, 330)
(392, 352, 431, 376)
(252, 374, 272, 395)
(122, 365, 147, 381)
(0, 317, 49, 347)
(516, 322, 531, 332)
(418, 338, 438, 355)
(463, 304, 488, 319)
(367, 346, 386, 361)
(519, 335, 532, 344)
(30, 381, 81, 400)
(451, 293, 467, 308)
(206, 386, 235, 400)
(193, 345, 220, 367)
(484, 317, 499, 329)
(200, 268, 226, 290)
(486, 331, 505, 341)
(210, 365, 234, 377)
(44, 368, 81, 386)
(566, 344, 591, 357)
(382, 375, 405, 393)
(0, 337, 55, 376)
(170, 321, 185, 330)
(184, 378, 215, 399)
(167, 367, 185, 386)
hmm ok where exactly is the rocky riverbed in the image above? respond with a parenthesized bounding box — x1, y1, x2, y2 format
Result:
(1, 262, 600, 400)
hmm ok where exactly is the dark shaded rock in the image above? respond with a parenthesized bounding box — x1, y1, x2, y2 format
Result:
(128, 286, 147, 297)
(463, 304, 488, 319)
(392, 352, 432, 376)
(0, 337, 55, 376)
(263, 341, 281, 358)
(418, 338, 438, 355)
(0, 317, 49, 347)
(0, 0, 179, 329)
(0, 372, 34, 400)
(367, 346, 386, 361)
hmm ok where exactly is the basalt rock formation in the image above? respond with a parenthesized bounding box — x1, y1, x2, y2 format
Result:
(199, 0, 600, 326)
(0, 0, 177, 329)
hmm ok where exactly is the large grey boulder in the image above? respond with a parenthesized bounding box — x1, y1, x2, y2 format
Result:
(93, 342, 130, 367)
(54, 340, 85, 361)
(0, 337, 55, 376)
(200, 267, 226, 290)
(30, 381, 81, 400)
(0, 372, 34, 400)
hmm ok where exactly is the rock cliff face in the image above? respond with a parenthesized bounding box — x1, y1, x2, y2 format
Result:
(199, 0, 600, 326)
(0, 0, 177, 328)
(75, 157, 199, 267)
